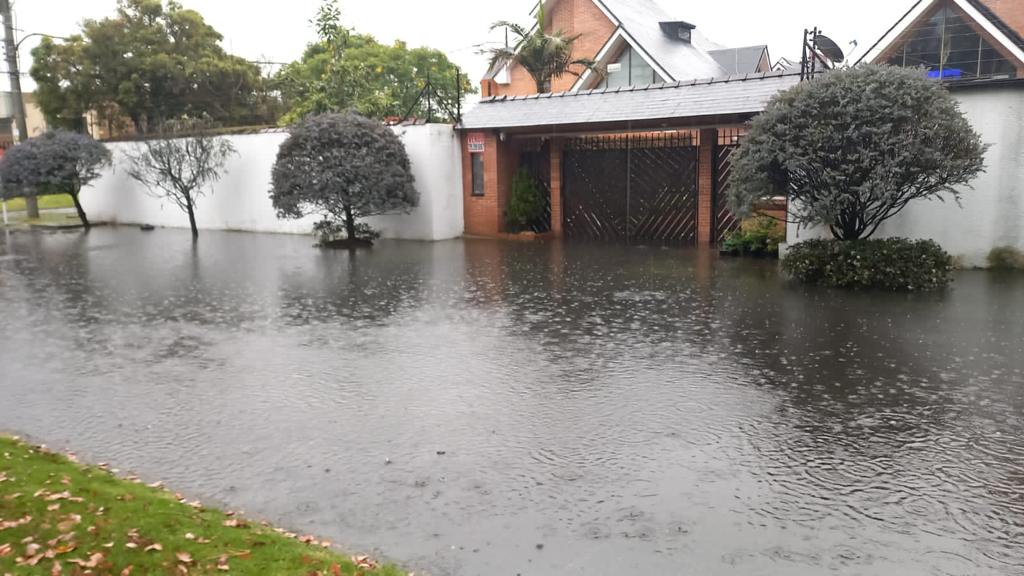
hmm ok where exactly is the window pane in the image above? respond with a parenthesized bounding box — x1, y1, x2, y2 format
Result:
(630, 49, 656, 85)
(471, 153, 484, 196)
(883, 1, 1017, 79)
(605, 47, 631, 89)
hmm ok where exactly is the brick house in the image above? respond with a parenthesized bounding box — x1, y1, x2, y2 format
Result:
(459, 0, 781, 246)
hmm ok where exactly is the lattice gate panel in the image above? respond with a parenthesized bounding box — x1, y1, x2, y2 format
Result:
(562, 133, 699, 245)
(714, 129, 746, 244)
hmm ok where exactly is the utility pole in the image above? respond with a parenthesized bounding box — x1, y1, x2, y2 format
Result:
(0, 0, 37, 218)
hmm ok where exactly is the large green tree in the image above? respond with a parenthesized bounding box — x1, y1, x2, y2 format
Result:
(275, 0, 473, 125)
(31, 0, 278, 133)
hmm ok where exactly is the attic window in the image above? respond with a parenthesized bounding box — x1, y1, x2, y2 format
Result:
(678, 27, 691, 43)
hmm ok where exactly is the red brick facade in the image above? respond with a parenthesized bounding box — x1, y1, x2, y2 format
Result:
(980, 0, 1024, 37)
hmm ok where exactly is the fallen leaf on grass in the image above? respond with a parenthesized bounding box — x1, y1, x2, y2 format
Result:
(50, 560, 62, 575)
(47, 503, 61, 512)
(352, 555, 379, 569)
(222, 519, 247, 528)
(144, 543, 163, 552)
(67, 552, 104, 569)
(175, 552, 193, 564)
(120, 566, 133, 576)
(0, 515, 32, 530)
(125, 543, 139, 549)
(0, 543, 11, 557)
(184, 533, 195, 541)
(25, 543, 41, 556)
(330, 564, 342, 576)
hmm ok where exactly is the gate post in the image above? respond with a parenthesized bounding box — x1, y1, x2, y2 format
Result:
(549, 138, 564, 237)
(697, 128, 718, 247)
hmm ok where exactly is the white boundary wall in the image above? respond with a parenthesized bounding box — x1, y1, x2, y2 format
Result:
(786, 86, 1024, 267)
(81, 124, 464, 241)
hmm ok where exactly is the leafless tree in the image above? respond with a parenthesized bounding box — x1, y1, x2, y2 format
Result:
(124, 118, 237, 239)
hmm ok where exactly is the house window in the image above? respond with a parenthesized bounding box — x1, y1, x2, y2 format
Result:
(598, 46, 666, 89)
(883, 1, 1017, 80)
(471, 153, 484, 196)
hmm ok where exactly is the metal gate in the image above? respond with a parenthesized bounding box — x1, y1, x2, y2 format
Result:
(563, 133, 699, 245)
(714, 129, 745, 244)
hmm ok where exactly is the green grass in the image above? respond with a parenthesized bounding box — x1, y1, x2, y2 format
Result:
(0, 436, 405, 575)
(2, 195, 75, 212)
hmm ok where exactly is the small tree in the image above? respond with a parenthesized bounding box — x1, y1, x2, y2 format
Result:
(0, 130, 110, 229)
(729, 65, 987, 241)
(270, 112, 417, 245)
(487, 6, 595, 93)
(124, 118, 237, 239)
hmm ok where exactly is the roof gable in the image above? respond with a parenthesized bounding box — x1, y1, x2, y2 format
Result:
(862, 0, 1024, 69)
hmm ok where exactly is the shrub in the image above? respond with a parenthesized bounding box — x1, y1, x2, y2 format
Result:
(504, 167, 546, 232)
(723, 216, 786, 256)
(730, 65, 987, 241)
(782, 238, 954, 291)
(987, 246, 1024, 270)
(313, 219, 381, 245)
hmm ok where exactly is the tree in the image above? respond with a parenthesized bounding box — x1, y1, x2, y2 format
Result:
(729, 65, 987, 241)
(30, 0, 275, 133)
(486, 5, 596, 93)
(123, 118, 236, 239)
(0, 130, 111, 229)
(270, 112, 418, 245)
(275, 1, 473, 124)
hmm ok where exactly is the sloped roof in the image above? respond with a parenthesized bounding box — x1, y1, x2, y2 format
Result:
(596, 0, 726, 81)
(709, 46, 769, 76)
(460, 72, 801, 131)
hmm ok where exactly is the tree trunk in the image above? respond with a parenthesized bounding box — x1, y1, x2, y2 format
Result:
(344, 205, 356, 240)
(70, 190, 90, 230)
(25, 196, 39, 219)
(185, 194, 199, 239)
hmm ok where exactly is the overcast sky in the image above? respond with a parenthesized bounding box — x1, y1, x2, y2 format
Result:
(9, 0, 913, 94)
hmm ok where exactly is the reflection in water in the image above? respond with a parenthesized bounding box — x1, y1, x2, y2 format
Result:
(1, 227, 1022, 576)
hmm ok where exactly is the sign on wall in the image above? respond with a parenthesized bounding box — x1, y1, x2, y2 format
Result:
(467, 133, 485, 153)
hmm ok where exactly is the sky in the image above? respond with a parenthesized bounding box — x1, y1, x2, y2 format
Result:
(8, 0, 914, 94)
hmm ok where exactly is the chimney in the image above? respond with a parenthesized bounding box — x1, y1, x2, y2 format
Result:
(660, 21, 696, 44)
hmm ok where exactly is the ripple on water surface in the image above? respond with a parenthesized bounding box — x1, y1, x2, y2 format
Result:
(1, 229, 1023, 575)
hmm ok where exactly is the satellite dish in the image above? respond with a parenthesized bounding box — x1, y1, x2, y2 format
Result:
(814, 33, 846, 63)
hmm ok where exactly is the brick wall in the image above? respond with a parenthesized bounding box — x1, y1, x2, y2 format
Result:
(697, 129, 716, 246)
(980, 0, 1024, 38)
(488, 0, 616, 98)
(462, 132, 517, 236)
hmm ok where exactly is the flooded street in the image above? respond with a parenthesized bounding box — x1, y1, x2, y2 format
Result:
(1, 227, 1022, 575)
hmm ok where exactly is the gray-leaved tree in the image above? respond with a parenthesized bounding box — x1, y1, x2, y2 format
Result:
(124, 118, 237, 239)
(270, 112, 418, 245)
(729, 65, 987, 241)
(0, 130, 111, 229)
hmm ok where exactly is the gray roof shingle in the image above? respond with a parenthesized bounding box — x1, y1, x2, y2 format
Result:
(460, 72, 801, 130)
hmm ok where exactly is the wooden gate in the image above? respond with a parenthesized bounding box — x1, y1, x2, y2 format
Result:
(562, 133, 699, 245)
(714, 129, 745, 244)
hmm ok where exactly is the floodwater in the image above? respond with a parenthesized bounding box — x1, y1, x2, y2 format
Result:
(1, 227, 1022, 576)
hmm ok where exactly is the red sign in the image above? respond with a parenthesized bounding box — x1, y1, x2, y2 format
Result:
(467, 133, 485, 153)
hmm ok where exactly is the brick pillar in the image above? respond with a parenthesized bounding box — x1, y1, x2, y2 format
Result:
(697, 128, 717, 247)
(549, 138, 564, 236)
